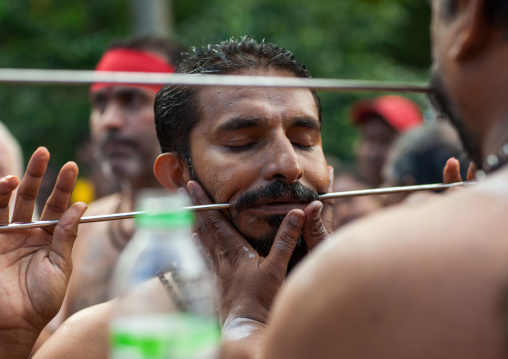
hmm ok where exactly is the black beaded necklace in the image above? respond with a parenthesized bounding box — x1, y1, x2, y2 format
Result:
(108, 193, 134, 251)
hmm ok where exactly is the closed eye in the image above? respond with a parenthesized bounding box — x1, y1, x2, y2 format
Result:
(227, 143, 256, 152)
(292, 143, 313, 151)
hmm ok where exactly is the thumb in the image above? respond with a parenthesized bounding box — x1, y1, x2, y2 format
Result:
(264, 209, 304, 275)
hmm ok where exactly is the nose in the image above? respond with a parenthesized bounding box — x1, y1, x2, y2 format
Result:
(262, 134, 303, 183)
(98, 101, 125, 131)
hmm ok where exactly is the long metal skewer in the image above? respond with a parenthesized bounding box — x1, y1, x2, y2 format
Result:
(0, 68, 431, 93)
(0, 182, 469, 232)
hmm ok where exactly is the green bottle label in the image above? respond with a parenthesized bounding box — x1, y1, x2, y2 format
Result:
(136, 210, 195, 228)
(110, 313, 220, 359)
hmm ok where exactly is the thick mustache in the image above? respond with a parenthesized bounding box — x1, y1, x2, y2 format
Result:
(233, 180, 319, 215)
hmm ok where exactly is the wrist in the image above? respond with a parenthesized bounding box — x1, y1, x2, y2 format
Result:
(0, 328, 40, 359)
(222, 316, 267, 340)
(222, 317, 267, 359)
(219, 301, 271, 328)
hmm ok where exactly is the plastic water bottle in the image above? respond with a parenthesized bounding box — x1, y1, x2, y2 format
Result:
(109, 190, 220, 359)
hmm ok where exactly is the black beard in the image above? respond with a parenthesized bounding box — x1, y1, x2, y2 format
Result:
(428, 67, 484, 169)
(231, 180, 318, 272)
(190, 165, 318, 271)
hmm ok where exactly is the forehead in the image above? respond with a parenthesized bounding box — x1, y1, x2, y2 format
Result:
(90, 86, 155, 99)
(194, 69, 319, 130)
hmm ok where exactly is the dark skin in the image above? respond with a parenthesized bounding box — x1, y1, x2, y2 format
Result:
(89, 86, 161, 188)
(41, 85, 165, 347)
(154, 68, 334, 330)
(0, 147, 86, 359)
(22, 68, 335, 359)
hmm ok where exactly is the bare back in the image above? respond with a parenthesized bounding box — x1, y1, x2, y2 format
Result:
(264, 167, 508, 358)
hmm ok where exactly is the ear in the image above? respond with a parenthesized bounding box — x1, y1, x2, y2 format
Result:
(450, 0, 495, 61)
(154, 153, 191, 192)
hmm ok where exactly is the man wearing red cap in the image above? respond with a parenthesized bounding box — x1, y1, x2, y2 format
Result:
(34, 36, 186, 346)
(351, 95, 423, 187)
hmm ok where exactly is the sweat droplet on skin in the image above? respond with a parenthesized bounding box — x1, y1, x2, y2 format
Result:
(243, 246, 255, 259)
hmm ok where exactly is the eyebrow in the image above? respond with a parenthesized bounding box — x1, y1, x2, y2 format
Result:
(290, 117, 321, 131)
(214, 117, 268, 137)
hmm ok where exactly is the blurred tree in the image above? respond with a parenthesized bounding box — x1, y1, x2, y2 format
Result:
(0, 0, 431, 170)
(172, 0, 432, 161)
(0, 0, 128, 169)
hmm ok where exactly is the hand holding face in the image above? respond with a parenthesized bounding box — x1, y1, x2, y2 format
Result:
(187, 180, 306, 330)
(0, 148, 87, 358)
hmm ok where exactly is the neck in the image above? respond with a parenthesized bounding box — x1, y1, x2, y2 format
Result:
(481, 114, 508, 172)
(119, 177, 162, 210)
(455, 40, 508, 170)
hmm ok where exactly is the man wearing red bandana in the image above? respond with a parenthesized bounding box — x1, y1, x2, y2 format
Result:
(34, 36, 186, 349)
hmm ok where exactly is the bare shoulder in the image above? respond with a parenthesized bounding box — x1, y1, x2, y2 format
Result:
(264, 170, 508, 359)
(34, 277, 177, 359)
(33, 301, 113, 359)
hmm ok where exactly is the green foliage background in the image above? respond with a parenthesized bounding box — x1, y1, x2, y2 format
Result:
(0, 0, 432, 172)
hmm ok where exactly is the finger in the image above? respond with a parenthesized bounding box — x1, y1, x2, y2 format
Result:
(320, 166, 335, 233)
(187, 181, 250, 259)
(466, 162, 478, 181)
(0, 176, 19, 225)
(192, 232, 213, 271)
(51, 202, 88, 266)
(264, 209, 304, 274)
(443, 157, 462, 184)
(40, 162, 79, 223)
(12, 147, 50, 223)
(302, 201, 329, 250)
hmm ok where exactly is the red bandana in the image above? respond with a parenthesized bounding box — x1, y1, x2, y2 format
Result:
(90, 48, 175, 93)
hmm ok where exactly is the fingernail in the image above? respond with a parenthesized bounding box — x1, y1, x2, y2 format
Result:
(290, 212, 304, 226)
(313, 203, 323, 220)
(187, 181, 194, 195)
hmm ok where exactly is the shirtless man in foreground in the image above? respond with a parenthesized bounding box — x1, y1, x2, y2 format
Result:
(218, 0, 508, 356)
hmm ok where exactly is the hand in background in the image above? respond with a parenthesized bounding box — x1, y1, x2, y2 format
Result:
(443, 157, 477, 184)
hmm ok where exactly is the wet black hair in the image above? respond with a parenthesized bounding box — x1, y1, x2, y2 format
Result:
(154, 36, 321, 169)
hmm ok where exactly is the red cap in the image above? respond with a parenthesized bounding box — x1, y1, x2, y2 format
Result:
(351, 95, 423, 132)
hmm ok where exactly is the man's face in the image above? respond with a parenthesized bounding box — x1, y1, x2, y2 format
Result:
(355, 115, 398, 186)
(90, 86, 161, 182)
(187, 68, 329, 256)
